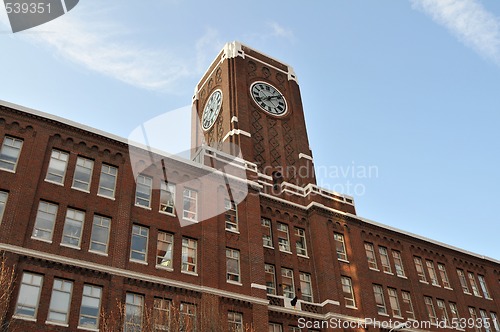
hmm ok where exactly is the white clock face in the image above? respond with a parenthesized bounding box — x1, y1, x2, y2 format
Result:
(202, 89, 223, 131)
(250, 81, 287, 116)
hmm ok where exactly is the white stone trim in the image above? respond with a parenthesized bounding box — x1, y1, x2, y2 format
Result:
(222, 129, 251, 142)
(251, 283, 267, 290)
(0, 243, 269, 306)
(298, 153, 313, 161)
(231, 116, 238, 123)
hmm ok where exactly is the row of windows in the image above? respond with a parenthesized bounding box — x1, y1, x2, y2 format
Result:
(264, 264, 314, 303)
(456, 268, 492, 299)
(261, 218, 310, 257)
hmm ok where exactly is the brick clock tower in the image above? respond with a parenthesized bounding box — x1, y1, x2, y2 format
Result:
(192, 41, 316, 187)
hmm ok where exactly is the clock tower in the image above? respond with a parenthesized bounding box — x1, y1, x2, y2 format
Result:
(192, 41, 316, 187)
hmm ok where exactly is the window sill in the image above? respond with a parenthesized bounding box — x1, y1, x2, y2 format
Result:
(473, 294, 482, 298)
(279, 250, 292, 255)
(463, 291, 472, 295)
(397, 275, 407, 279)
(338, 259, 350, 264)
(345, 305, 358, 310)
(225, 229, 240, 234)
(156, 264, 173, 272)
(46, 321, 69, 327)
(0, 168, 16, 174)
(97, 193, 115, 201)
(12, 315, 36, 322)
(181, 270, 198, 276)
(431, 283, 441, 288)
(135, 204, 152, 210)
(60, 243, 81, 250)
(31, 236, 53, 244)
(159, 210, 176, 217)
(369, 267, 380, 272)
(130, 259, 148, 265)
(444, 286, 453, 291)
(378, 312, 390, 317)
(419, 280, 429, 284)
(297, 254, 310, 259)
(89, 250, 108, 257)
(71, 187, 90, 194)
(183, 217, 198, 223)
(393, 315, 404, 319)
(78, 326, 100, 332)
(44, 179, 65, 186)
(263, 245, 275, 250)
(227, 280, 243, 286)
(383, 271, 394, 275)
(485, 297, 493, 300)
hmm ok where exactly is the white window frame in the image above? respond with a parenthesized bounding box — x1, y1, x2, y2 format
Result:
(183, 188, 198, 221)
(159, 182, 176, 215)
(295, 228, 308, 257)
(373, 284, 386, 314)
(468, 272, 481, 297)
(130, 225, 149, 263)
(392, 250, 405, 277)
(47, 278, 73, 325)
(269, 323, 283, 332)
(228, 311, 243, 332)
(379, 246, 391, 273)
(365, 243, 378, 270)
(424, 296, 437, 324)
(226, 248, 241, 283)
(281, 267, 295, 299)
(469, 307, 480, 332)
(414, 257, 427, 282)
(300, 272, 313, 302)
(72, 156, 94, 192)
(98, 164, 117, 198)
(277, 223, 290, 252)
(436, 299, 449, 325)
(449, 302, 460, 320)
(182, 237, 197, 274)
(61, 208, 85, 249)
(14, 272, 43, 319)
(0, 136, 23, 172)
(342, 276, 356, 308)
(265, 264, 276, 295)
(156, 231, 174, 269)
(180, 302, 196, 331)
(0, 191, 8, 224)
(480, 309, 492, 332)
(261, 218, 273, 248)
(89, 215, 111, 255)
(401, 291, 415, 320)
(224, 199, 238, 232)
(457, 269, 470, 294)
(478, 275, 491, 299)
(153, 298, 171, 331)
(334, 233, 348, 261)
(438, 263, 451, 288)
(426, 260, 439, 286)
(388, 288, 401, 317)
(125, 293, 144, 332)
(45, 149, 69, 185)
(32, 201, 58, 242)
(78, 284, 102, 330)
(135, 174, 152, 208)
(491, 312, 500, 332)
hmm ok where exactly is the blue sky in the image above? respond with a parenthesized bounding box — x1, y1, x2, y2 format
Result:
(1, 0, 499, 259)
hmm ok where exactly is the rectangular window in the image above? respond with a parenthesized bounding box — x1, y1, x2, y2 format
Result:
(457, 269, 470, 293)
(226, 248, 241, 283)
(426, 260, 439, 286)
(449, 302, 460, 320)
(269, 323, 283, 332)
(90, 215, 111, 254)
(480, 310, 491, 332)
(392, 251, 405, 277)
(295, 228, 308, 256)
(289, 327, 300, 332)
(300, 272, 313, 302)
(32, 201, 58, 242)
(228, 311, 243, 332)
(401, 291, 415, 320)
(160, 182, 175, 215)
(469, 307, 480, 332)
(153, 298, 171, 331)
(180, 302, 196, 331)
(0, 136, 23, 172)
(436, 299, 449, 325)
(72, 156, 94, 191)
(373, 284, 386, 314)
(364, 243, 378, 270)
(281, 268, 295, 299)
(262, 218, 273, 248)
(265, 264, 276, 295)
(182, 237, 197, 273)
(424, 296, 437, 324)
(47, 278, 73, 324)
(156, 231, 174, 268)
(388, 288, 401, 317)
(125, 293, 144, 332)
(414, 257, 427, 282)
(98, 164, 117, 198)
(14, 272, 43, 318)
(491, 312, 500, 332)
(468, 272, 481, 297)
(135, 174, 152, 208)
(334, 233, 348, 261)
(277, 223, 290, 252)
(45, 149, 69, 184)
(0, 191, 8, 224)
(438, 263, 451, 288)
(379, 247, 391, 273)
(224, 199, 238, 232)
(79, 284, 102, 329)
(61, 208, 85, 248)
(478, 275, 491, 299)
(342, 276, 356, 308)
(130, 225, 149, 262)
(183, 188, 197, 221)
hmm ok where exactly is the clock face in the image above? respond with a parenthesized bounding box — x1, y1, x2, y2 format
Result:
(202, 89, 223, 131)
(250, 81, 287, 116)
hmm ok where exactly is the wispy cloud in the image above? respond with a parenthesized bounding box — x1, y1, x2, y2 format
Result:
(411, 0, 500, 66)
(268, 22, 295, 42)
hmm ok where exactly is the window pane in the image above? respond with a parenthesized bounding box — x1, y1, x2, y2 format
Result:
(265, 264, 276, 295)
(183, 189, 197, 221)
(295, 228, 307, 256)
(0, 136, 23, 171)
(79, 285, 102, 328)
(45, 149, 69, 184)
(32, 201, 58, 241)
(334, 233, 347, 260)
(90, 215, 111, 254)
(130, 225, 149, 262)
(224, 199, 238, 231)
(72, 157, 94, 191)
(262, 218, 273, 247)
(98, 164, 118, 198)
(0, 191, 8, 223)
(157, 231, 174, 268)
(135, 174, 152, 208)
(160, 182, 175, 214)
(365, 243, 378, 269)
(15, 272, 43, 318)
(62, 208, 85, 248)
(281, 268, 295, 299)
(125, 293, 143, 332)
(182, 238, 197, 273)
(277, 223, 290, 252)
(48, 279, 73, 324)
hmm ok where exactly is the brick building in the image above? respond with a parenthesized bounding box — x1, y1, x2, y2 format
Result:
(0, 42, 499, 331)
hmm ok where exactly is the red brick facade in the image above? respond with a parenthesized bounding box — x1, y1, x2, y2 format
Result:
(0, 42, 498, 331)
